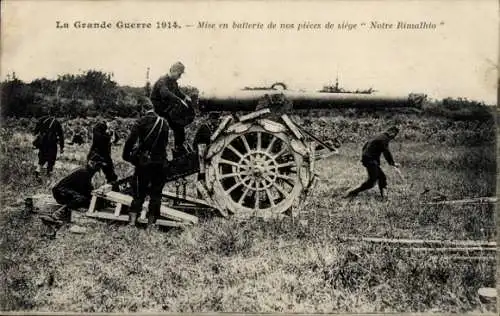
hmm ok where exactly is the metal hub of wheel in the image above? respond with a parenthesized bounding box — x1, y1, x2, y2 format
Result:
(206, 124, 311, 217)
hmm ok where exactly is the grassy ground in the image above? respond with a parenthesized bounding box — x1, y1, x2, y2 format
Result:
(0, 111, 497, 313)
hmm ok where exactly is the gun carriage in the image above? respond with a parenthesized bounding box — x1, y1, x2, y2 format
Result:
(87, 85, 425, 227)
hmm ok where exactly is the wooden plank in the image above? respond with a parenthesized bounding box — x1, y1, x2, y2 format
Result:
(93, 191, 198, 224)
(210, 116, 232, 142)
(152, 203, 198, 224)
(314, 149, 339, 160)
(198, 144, 206, 174)
(113, 203, 122, 217)
(339, 236, 497, 248)
(309, 141, 315, 176)
(424, 197, 497, 205)
(162, 190, 214, 208)
(156, 219, 190, 228)
(195, 181, 228, 217)
(139, 209, 147, 221)
(137, 217, 189, 228)
(93, 191, 133, 206)
(281, 114, 303, 140)
(410, 247, 497, 252)
(87, 195, 98, 214)
(86, 212, 129, 222)
(444, 256, 496, 261)
(238, 108, 270, 122)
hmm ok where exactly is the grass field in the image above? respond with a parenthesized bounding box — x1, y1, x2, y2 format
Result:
(0, 109, 497, 313)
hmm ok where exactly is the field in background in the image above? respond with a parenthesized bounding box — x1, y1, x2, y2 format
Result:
(0, 108, 497, 313)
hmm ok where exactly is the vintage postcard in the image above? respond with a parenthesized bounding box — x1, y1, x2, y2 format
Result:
(0, 0, 498, 313)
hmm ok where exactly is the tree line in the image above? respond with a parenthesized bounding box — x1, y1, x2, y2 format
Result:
(0, 70, 158, 118)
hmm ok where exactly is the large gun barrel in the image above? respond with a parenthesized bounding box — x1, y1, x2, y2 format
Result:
(198, 89, 426, 112)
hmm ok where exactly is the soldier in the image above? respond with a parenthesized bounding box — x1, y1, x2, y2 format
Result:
(40, 160, 104, 225)
(122, 105, 169, 226)
(68, 123, 87, 145)
(33, 111, 64, 177)
(345, 126, 400, 200)
(150, 61, 195, 158)
(87, 120, 118, 189)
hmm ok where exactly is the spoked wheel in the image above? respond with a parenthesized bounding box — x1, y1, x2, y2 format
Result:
(206, 124, 310, 217)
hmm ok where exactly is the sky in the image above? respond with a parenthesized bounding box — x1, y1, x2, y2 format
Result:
(1, 0, 498, 104)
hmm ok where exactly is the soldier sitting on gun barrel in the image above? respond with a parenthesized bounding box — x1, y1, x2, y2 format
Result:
(150, 61, 195, 158)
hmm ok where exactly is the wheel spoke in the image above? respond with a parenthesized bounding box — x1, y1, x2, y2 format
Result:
(277, 161, 296, 169)
(238, 181, 253, 204)
(240, 135, 251, 152)
(271, 179, 290, 198)
(265, 188, 276, 207)
(220, 172, 240, 179)
(219, 159, 241, 168)
(276, 174, 296, 182)
(256, 132, 262, 151)
(226, 181, 242, 193)
(227, 144, 244, 158)
(254, 181, 260, 209)
(266, 136, 278, 153)
(274, 147, 287, 159)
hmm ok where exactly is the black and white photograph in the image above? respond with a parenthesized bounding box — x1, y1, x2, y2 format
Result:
(0, 0, 498, 313)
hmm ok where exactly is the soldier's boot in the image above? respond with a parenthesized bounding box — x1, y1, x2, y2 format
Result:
(40, 205, 71, 226)
(129, 213, 138, 226)
(343, 189, 358, 200)
(378, 188, 386, 201)
(147, 212, 159, 226)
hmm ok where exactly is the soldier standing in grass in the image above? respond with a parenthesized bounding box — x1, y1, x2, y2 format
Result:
(345, 126, 400, 200)
(122, 104, 169, 226)
(87, 120, 119, 190)
(150, 61, 195, 158)
(33, 111, 64, 178)
(40, 160, 105, 225)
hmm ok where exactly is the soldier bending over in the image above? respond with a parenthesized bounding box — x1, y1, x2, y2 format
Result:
(40, 160, 104, 225)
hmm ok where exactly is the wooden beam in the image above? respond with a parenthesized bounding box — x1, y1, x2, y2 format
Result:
(162, 190, 214, 208)
(424, 197, 497, 205)
(281, 114, 303, 140)
(409, 247, 496, 252)
(198, 144, 206, 174)
(195, 181, 228, 217)
(339, 236, 496, 248)
(238, 108, 270, 122)
(210, 116, 232, 142)
(86, 212, 129, 222)
(144, 203, 198, 224)
(92, 191, 198, 224)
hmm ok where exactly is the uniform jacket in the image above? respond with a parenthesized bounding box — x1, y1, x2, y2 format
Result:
(88, 122, 112, 161)
(150, 75, 185, 109)
(122, 111, 169, 163)
(53, 167, 95, 198)
(34, 116, 64, 149)
(361, 132, 395, 166)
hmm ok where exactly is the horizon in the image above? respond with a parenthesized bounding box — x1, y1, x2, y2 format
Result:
(1, 0, 498, 105)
